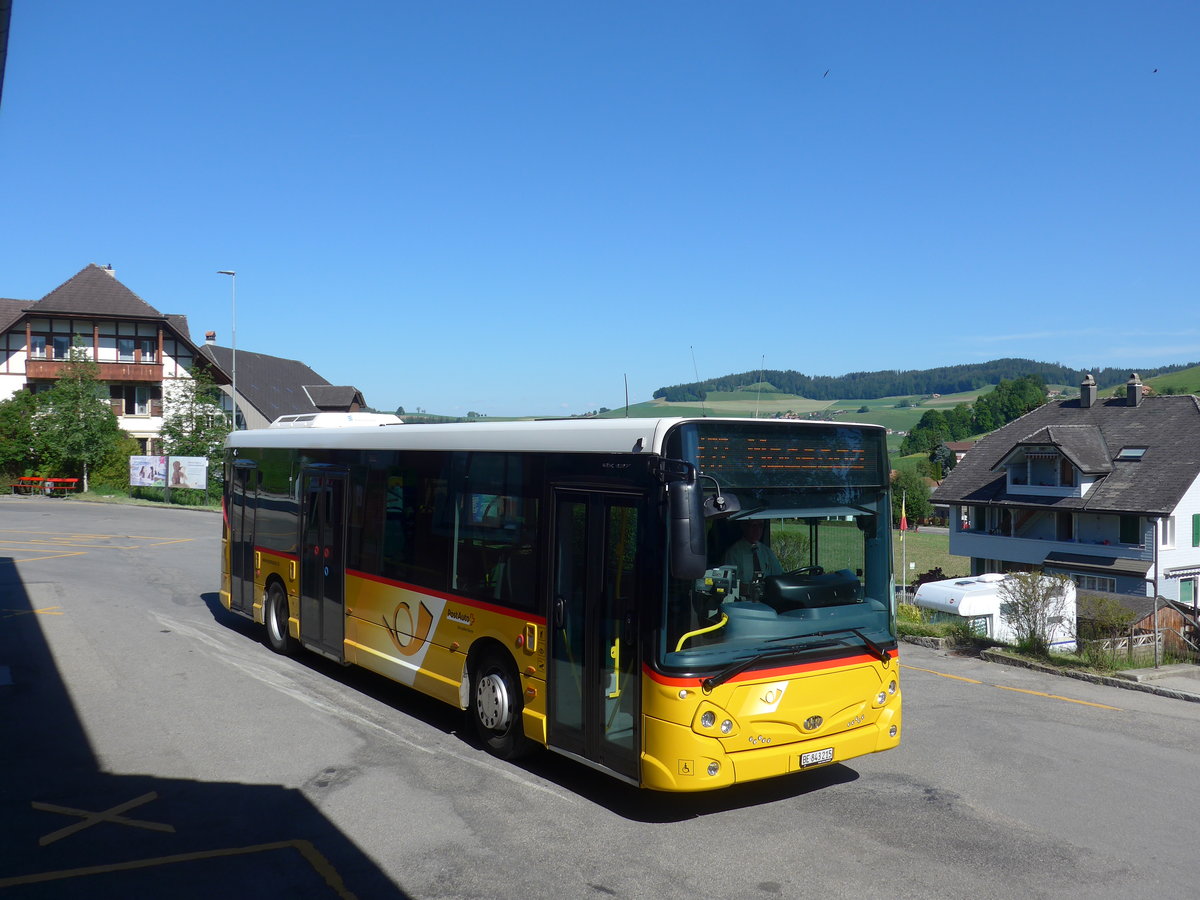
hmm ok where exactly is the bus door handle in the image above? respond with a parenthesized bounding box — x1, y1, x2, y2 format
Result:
(554, 596, 565, 629)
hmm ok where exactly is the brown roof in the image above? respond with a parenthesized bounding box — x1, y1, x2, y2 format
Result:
(34, 264, 166, 319)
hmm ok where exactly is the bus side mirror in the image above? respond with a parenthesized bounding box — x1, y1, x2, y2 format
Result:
(669, 478, 708, 580)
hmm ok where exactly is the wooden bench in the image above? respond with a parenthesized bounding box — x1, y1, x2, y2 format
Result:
(10, 476, 44, 495)
(43, 478, 80, 497)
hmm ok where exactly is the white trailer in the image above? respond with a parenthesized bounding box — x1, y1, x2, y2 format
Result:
(912, 573, 1077, 651)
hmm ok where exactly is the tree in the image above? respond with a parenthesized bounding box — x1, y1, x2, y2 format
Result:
(890, 469, 932, 527)
(997, 572, 1073, 656)
(37, 341, 122, 492)
(930, 443, 958, 478)
(159, 366, 231, 490)
(0, 389, 42, 477)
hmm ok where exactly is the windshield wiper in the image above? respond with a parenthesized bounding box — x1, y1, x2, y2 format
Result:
(701, 646, 811, 693)
(701, 630, 891, 693)
(768, 627, 891, 664)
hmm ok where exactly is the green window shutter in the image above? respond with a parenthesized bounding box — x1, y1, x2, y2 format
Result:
(1182, 579, 1196, 606)
(1193, 513, 1200, 547)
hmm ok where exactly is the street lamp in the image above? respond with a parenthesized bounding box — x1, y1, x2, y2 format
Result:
(217, 270, 237, 429)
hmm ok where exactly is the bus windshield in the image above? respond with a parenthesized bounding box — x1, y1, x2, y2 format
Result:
(661, 422, 894, 673)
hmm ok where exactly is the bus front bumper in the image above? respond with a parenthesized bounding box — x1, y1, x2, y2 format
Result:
(640, 701, 901, 792)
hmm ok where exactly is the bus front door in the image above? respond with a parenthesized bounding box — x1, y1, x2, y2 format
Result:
(299, 468, 348, 661)
(228, 460, 258, 615)
(549, 490, 641, 782)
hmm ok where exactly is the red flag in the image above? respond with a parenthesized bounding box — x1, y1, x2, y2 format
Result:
(899, 494, 908, 532)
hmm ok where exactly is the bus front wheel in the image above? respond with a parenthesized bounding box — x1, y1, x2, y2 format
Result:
(469, 650, 532, 760)
(264, 582, 296, 656)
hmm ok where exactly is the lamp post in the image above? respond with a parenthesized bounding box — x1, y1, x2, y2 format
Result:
(217, 270, 237, 429)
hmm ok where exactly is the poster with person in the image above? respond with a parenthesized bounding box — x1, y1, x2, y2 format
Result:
(168, 457, 208, 490)
(129, 456, 167, 487)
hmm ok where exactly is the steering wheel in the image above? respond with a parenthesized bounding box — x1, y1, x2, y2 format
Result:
(782, 565, 824, 577)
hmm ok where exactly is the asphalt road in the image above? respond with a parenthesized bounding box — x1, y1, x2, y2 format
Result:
(2, 497, 1199, 899)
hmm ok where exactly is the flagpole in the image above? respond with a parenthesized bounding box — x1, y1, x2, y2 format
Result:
(901, 490, 907, 603)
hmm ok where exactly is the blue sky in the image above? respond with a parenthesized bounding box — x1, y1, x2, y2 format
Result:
(2, 2, 1196, 416)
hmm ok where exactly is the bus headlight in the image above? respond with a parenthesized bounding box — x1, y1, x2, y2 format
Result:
(888, 680, 898, 695)
(701, 711, 716, 729)
(707, 762, 720, 777)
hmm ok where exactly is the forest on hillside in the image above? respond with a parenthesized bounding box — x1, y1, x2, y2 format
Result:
(653, 358, 1197, 403)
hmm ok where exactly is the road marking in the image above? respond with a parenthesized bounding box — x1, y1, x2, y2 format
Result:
(0, 605, 63, 619)
(33, 791, 176, 846)
(0, 839, 358, 898)
(902, 663, 1123, 710)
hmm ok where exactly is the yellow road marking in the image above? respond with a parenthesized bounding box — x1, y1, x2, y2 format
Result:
(902, 663, 1123, 710)
(0, 551, 87, 562)
(0, 839, 358, 898)
(1, 606, 64, 619)
(33, 791, 175, 846)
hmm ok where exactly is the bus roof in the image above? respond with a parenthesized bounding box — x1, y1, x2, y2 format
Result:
(224, 416, 885, 456)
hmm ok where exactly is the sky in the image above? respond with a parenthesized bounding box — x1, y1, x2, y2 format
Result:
(2, 2, 1197, 417)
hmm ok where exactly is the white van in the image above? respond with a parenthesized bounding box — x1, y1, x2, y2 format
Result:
(912, 573, 1077, 651)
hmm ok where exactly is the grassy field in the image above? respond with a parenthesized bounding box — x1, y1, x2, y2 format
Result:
(1145, 365, 1200, 395)
(893, 528, 968, 585)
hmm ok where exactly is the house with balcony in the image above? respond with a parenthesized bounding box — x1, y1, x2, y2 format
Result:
(932, 375, 1200, 606)
(0, 264, 226, 453)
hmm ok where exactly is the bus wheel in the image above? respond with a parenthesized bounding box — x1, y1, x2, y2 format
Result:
(469, 650, 532, 760)
(264, 582, 296, 656)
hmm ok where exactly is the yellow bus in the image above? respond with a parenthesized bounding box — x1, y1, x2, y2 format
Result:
(221, 416, 900, 790)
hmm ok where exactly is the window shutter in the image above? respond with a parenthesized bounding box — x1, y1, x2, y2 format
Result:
(1193, 513, 1200, 547)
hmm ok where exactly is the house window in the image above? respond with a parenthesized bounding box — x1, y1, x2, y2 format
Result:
(140, 339, 157, 363)
(118, 338, 136, 362)
(51, 336, 71, 359)
(1119, 515, 1140, 545)
(1161, 517, 1176, 549)
(1074, 573, 1116, 592)
(29, 335, 47, 358)
(1056, 512, 1074, 542)
(1058, 457, 1075, 487)
(1181, 578, 1196, 607)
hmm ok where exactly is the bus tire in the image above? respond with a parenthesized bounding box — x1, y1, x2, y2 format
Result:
(264, 581, 296, 656)
(469, 649, 532, 760)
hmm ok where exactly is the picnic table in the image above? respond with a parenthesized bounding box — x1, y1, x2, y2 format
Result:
(8, 477, 80, 496)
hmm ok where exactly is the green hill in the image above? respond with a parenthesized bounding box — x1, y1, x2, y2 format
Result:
(1145, 366, 1200, 396)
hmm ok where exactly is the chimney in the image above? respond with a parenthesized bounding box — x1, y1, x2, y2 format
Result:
(1080, 374, 1097, 409)
(1126, 373, 1143, 408)
(205, 331, 217, 345)
(102, 264, 116, 278)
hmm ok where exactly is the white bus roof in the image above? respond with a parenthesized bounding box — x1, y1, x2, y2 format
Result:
(269, 412, 404, 428)
(226, 416, 885, 456)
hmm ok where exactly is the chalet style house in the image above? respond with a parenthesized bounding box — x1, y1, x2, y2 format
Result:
(1, 264, 370, 449)
(0, 264, 224, 454)
(933, 375, 1200, 606)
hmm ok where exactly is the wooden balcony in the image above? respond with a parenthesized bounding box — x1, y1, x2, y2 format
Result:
(26, 359, 164, 382)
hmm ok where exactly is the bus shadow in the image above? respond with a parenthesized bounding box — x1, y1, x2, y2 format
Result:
(511, 754, 861, 822)
(199, 592, 861, 818)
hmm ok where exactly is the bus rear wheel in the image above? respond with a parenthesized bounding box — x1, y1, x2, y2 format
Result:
(264, 582, 296, 656)
(469, 650, 532, 760)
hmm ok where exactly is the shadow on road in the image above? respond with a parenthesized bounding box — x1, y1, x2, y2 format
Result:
(0, 560, 409, 899)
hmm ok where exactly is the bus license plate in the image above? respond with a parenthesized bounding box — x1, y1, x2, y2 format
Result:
(800, 747, 834, 768)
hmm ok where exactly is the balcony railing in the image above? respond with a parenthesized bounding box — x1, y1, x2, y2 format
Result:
(27, 359, 164, 382)
(950, 530, 1149, 566)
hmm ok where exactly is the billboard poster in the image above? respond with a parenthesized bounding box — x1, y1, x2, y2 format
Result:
(168, 457, 208, 490)
(130, 456, 167, 487)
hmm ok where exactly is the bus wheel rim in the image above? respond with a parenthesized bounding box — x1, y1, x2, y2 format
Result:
(476, 672, 510, 731)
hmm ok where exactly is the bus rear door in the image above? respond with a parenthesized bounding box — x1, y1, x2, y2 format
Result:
(228, 459, 258, 616)
(549, 490, 642, 782)
(299, 467, 348, 661)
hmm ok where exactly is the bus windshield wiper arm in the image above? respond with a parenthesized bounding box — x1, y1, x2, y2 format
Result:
(701, 647, 809, 693)
(767, 628, 890, 663)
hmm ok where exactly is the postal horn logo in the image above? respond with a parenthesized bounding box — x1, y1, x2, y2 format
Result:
(383, 600, 434, 657)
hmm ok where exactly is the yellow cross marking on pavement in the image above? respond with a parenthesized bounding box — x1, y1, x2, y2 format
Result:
(32, 791, 176, 846)
(0, 606, 63, 619)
